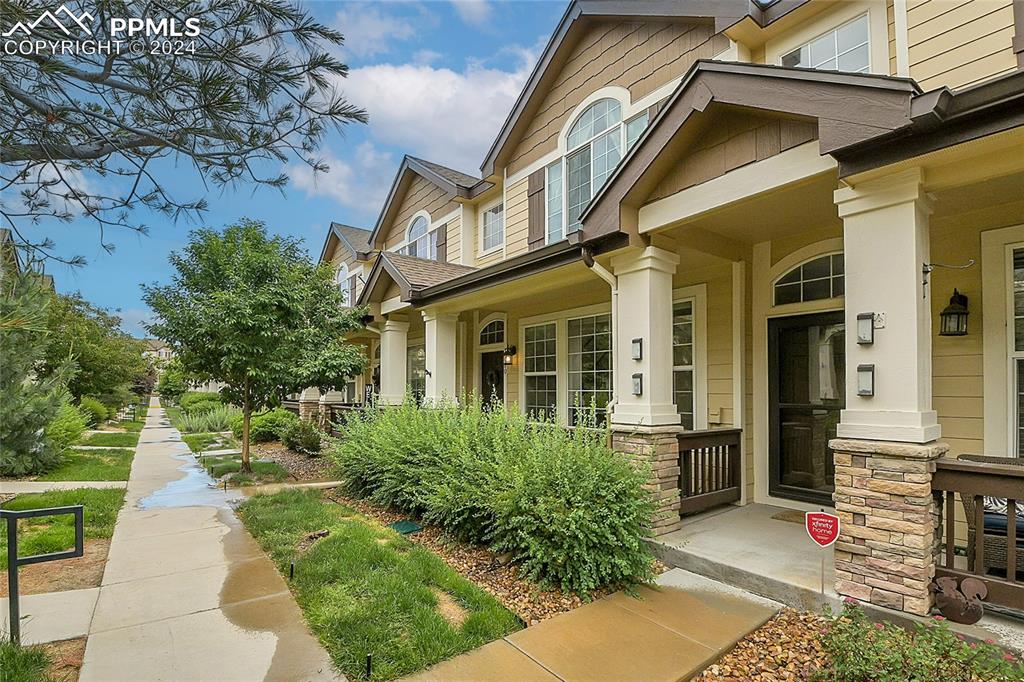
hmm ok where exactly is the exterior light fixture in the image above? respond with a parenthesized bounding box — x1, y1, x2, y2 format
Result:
(856, 313, 874, 345)
(857, 364, 875, 397)
(938, 289, 969, 336)
(631, 373, 643, 396)
(502, 345, 517, 366)
(631, 338, 643, 361)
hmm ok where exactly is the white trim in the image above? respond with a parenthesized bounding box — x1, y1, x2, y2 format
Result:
(732, 260, 748, 505)
(673, 284, 708, 431)
(390, 208, 449, 257)
(381, 296, 410, 315)
(765, 1, 888, 76)
(982, 225, 1024, 457)
(478, 199, 505, 257)
(893, 0, 910, 77)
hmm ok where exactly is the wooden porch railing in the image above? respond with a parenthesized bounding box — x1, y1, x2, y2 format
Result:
(678, 428, 742, 516)
(323, 403, 363, 435)
(281, 399, 300, 415)
(932, 456, 1024, 611)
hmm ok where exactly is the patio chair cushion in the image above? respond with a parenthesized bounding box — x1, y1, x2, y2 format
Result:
(983, 512, 1024, 542)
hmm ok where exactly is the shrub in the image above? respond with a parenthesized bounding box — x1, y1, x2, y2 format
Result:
(78, 396, 109, 427)
(179, 391, 223, 415)
(281, 419, 323, 456)
(178, 404, 240, 433)
(232, 407, 299, 443)
(45, 398, 88, 451)
(330, 398, 655, 594)
(818, 600, 1024, 681)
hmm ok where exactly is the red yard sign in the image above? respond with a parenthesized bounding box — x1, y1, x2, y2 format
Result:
(805, 511, 841, 548)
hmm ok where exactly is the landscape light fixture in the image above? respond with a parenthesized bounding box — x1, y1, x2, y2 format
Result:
(938, 289, 969, 336)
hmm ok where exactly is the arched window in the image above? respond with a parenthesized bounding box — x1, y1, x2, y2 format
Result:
(480, 319, 504, 346)
(335, 263, 352, 305)
(774, 253, 844, 305)
(544, 95, 650, 243)
(399, 214, 438, 260)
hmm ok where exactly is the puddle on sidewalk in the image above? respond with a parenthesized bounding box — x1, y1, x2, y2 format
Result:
(138, 452, 245, 510)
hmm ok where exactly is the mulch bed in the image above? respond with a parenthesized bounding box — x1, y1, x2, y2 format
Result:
(325, 491, 667, 626)
(43, 637, 86, 682)
(0, 540, 110, 597)
(252, 442, 335, 482)
(698, 609, 829, 681)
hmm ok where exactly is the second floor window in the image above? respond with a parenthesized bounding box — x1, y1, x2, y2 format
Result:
(399, 215, 438, 260)
(782, 14, 869, 73)
(482, 203, 504, 252)
(335, 264, 351, 304)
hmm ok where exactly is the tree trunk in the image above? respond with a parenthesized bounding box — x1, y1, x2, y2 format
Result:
(241, 386, 252, 474)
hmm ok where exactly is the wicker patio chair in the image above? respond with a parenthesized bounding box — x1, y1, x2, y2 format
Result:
(957, 454, 1024, 578)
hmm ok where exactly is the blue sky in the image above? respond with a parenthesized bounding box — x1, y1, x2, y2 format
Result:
(22, 0, 564, 336)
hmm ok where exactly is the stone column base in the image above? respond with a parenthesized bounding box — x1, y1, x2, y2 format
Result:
(612, 426, 683, 537)
(830, 437, 947, 616)
(298, 400, 319, 422)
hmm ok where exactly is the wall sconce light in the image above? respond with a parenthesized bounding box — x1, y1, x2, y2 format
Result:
(857, 364, 875, 397)
(856, 313, 874, 345)
(938, 289, 969, 336)
(631, 373, 643, 396)
(631, 338, 643, 361)
(502, 345, 517, 366)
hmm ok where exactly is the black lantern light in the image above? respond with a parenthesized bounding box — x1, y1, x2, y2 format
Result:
(939, 289, 969, 336)
(502, 345, 517, 366)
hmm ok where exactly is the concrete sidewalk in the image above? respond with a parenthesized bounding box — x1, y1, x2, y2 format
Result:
(79, 397, 338, 682)
(408, 569, 780, 682)
(0, 480, 126, 494)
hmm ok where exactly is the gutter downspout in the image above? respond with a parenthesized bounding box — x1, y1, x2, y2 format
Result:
(582, 246, 618, 418)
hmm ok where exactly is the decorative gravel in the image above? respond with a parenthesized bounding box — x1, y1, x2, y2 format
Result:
(698, 609, 829, 681)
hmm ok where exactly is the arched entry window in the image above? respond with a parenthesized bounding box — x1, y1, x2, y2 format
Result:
(479, 319, 504, 346)
(399, 214, 438, 260)
(774, 253, 844, 305)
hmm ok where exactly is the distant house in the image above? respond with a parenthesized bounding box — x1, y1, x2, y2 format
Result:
(143, 338, 173, 365)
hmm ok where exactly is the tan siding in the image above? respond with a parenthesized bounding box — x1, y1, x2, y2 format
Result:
(505, 177, 531, 259)
(446, 215, 462, 264)
(507, 20, 728, 176)
(907, 0, 1017, 90)
(384, 175, 459, 249)
(887, 0, 898, 75)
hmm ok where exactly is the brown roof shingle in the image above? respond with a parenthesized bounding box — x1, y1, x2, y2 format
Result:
(381, 252, 477, 290)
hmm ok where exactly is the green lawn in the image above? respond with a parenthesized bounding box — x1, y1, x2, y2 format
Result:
(201, 455, 288, 486)
(79, 431, 139, 448)
(238, 489, 521, 681)
(0, 639, 53, 682)
(0, 489, 126, 569)
(37, 448, 133, 481)
(182, 432, 236, 454)
(118, 419, 145, 433)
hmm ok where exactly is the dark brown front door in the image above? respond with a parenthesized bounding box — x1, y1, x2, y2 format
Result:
(481, 351, 504, 406)
(768, 311, 845, 505)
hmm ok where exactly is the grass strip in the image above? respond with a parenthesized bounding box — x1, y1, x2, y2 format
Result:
(238, 489, 521, 680)
(37, 448, 133, 481)
(0, 638, 53, 682)
(182, 432, 236, 453)
(201, 455, 288, 486)
(79, 431, 139, 448)
(0, 489, 126, 569)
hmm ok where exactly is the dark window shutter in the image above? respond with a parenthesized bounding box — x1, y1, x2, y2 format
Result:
(527, 168, 545, 251)
(435, 223, 447, 262)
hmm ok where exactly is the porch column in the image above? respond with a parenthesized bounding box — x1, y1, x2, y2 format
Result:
(379, 316, 409, 405)
(422, 310, 458, 403)
(298, 387, 320, 422)
(831, 168, 945, 616)
(319, 390, 345, 427)
(609, 245, 681, 427)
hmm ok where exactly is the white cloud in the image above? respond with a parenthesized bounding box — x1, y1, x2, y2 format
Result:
(333, 5, 417, 58)
(412, 49, 442, 65)
(119, 307, 154, 337)
(342, 45, 539, 174)
(287, 142, 397, 219)
(451, 0, 492, 27)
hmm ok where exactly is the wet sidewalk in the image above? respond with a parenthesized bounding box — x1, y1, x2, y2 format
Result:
(408, 568, 780, 682)
(79, 398, 339, 682)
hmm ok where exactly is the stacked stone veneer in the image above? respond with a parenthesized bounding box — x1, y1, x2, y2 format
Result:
(611, 427, 682, 537)
(298, 399, 318, 422)
(830, 437, 948, 616)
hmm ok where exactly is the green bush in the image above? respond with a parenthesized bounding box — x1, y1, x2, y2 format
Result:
(281, 419, 323, 455)
(232, 407, 299, 443)
(78, 396, 109, 427)
(178, 404, 240, 433)
(45, 398, 88, 451)
(180, 391, 223, 415)
(330, 398, 655, 595)
(818, 600, 1023, 681)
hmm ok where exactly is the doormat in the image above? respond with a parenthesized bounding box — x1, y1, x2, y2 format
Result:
(771, 509, 806, 524)
(389, 519, 422, 535)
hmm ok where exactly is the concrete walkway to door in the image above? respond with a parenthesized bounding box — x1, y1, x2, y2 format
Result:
(79, 397, 339, 682)
(407, 569, 780, 682)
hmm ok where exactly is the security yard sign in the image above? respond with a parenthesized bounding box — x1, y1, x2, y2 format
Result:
(805, 511, 841, 548)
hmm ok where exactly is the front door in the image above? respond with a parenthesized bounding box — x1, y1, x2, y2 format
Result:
(481, 351, 504, 406)
(768, 311, 845, 505)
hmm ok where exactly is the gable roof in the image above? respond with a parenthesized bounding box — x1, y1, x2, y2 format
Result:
(367, 155, 492, 251)
(478, 0, 766, 179)
(318, 222, 373, 264)
(358, 252, 478, 305)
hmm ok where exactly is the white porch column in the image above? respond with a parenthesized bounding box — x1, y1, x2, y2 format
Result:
(422, 310, 458, 403)
(609, 245, 681, 427)
(834, 168, 939, 443)
(379, 317, 409, 405)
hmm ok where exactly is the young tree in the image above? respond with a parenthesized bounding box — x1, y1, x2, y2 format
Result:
(1, 0, 366, 262)
(143, 220, 365, 471)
